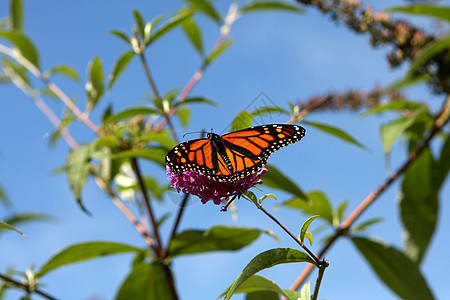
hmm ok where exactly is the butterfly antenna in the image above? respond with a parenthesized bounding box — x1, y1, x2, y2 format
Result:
(183, 129, 208, 139)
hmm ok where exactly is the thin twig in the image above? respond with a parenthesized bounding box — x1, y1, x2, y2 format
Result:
(130, 158, 164, 257)
(0, 43, 99, 134)
(0, 273, 58, 300)
(258, 204, 320, 265)
(311, 260, 329, 300)
(289, 95, 450, 291)
(166, 193, 190, 256)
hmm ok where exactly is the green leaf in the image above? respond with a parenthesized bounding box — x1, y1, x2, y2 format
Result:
(108, 51, 135, 90)
(0, 184, 10, 207)
(231, 111, 252, 131)
(299, 215, 319, 245)
(300, 282, 311, 300)
(115, 262, 172, 300)
(224, 248, 315, 300)
(169, 226, 262, 256)
(360, 100, 422, 118)
(148, 10, 194, 46)
(351, 237, 434, 300)
(204, 39, 233, 66)
(251, 106, 288, 117)
(280, 191, 333, 224)
(399, 148, 437, 263)
(110, 148, 166, 167)
(304, 232, 313, 246)
(65, 144, 92, 213)
(182, 16, 203, 55)
(4, 213, 56, 226)
(176, 107, 190, 127)
(37, 241, 144, 277)
(0, 31, 39, 68)
(409, 36, 450, 78)
(0, 220, 27, 238)
(244, 191, 259, 206)
(389, 5, 450, 22)
(305, 120, 366, 149)
(350, 217, 383, 234)
(436, 133, 450, 188)
(45, 64, 80, 81)
(86, 57, 104, 110)
(103, 106, 158, 126)
(110, 30, 131, 46)
(262, 164, 307, 199)
(245, 291, 279, 300)
(182, 0, 221, 23)
(380, 116, 417, 154)
(10, 0, 23, 31)
(240, 1, 304, 14)
(173, 97, 217, 108)
(133, 10, 146, 39)
(259, 193, 276, 205)
(220, 275, 301, 300)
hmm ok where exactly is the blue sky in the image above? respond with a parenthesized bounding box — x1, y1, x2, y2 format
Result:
(1, 1, 449, 299)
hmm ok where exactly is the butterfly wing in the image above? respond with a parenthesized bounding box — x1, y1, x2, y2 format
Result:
(165, 138, 220, 176)
(217, 124, 306, 181)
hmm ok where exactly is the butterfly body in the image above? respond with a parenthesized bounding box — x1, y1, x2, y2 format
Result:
(166, 124, 306, 183)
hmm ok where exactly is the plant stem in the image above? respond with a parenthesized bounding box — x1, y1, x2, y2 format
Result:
(0, 273, 58, 300)
(289, 95, 450, 291)
(166, 193, 190, 256)
(257, 204, 320, 265)
(0, 43, 99, 134)
(131, 158, 165, 257)
(312, 259, 329, 300)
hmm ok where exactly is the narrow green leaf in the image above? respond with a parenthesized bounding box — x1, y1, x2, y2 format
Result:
(360, 100, 422, 118)
(251, 106, 288, 117)
(259, 193, 276, 205)
(65, 144, 92, 213)
(38, 241, 144, 277)
(133, 10, 146, 39)
(224, 248, 315, 300)
(244, 191, 259, 206)
(399, 148, 437, 263)
(204, 39, 233, 66)
(110, 30, 131, 45)
(169, 226, 262, 256)
(4, 213, 56, 226)
(148, 11, 193, 46)
(263, 164, 307, 199)
(102, 106, 158, 126)
(300, 282, 311, 300)
(408, 36, 450, 79)
(115, 262, 171, 300)
(0, 31, 39, 68)
(352, 237, 434, 300)
(299, 215, 319, 245)
(304, 232, 313, 246)
(110, 148, 166, 167)
(240, 1, 304, 14)
(389, 5, 450, 22)
(0, 184, 10, 207)
(108, 51, 135, 90)
(220, 275, 301, 300)
(173, 97, 217, 108)
(280, 191, 333, 224)
(231, 111, 252, 131)
(305, 120, 366, 149)
(350, 217, 383, 234)
(86, 57, 104, 110)
(183, 0, 222, 23)
(0, 220, 27, 238)
(380, 116, 416, 154)
(182, 16, 204, 55)
(10, 0, 23, 31)
(245, 291, 279, 300)
(45, 64, 80, 81)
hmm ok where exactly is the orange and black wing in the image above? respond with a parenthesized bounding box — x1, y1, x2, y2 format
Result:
(165, 138, 220, 177)
(216, 124, 306, 181)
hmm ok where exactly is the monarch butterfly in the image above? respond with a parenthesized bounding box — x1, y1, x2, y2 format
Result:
(165, 124, 306, 183)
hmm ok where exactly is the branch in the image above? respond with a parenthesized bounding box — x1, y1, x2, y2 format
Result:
(0, 273, 58, 300)
(289, 95, 450, 291)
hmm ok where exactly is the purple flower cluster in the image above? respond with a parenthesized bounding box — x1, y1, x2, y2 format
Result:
(166, 167, 267, 206)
